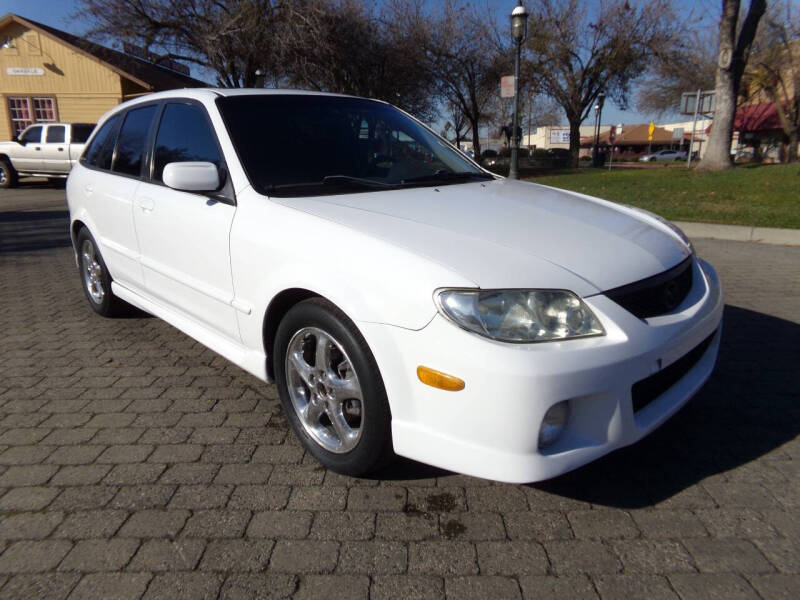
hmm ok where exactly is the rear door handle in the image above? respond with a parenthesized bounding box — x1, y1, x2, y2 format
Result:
(84, 184, 94, 196)
(35, 147, 41, 151)
(138, 197, 155, 212)
(57, 147, 64, 152)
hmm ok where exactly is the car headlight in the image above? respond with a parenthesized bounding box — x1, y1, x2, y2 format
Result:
(436, 289, 605, 343)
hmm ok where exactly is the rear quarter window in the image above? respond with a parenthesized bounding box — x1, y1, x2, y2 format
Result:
(82, 115, 121, 171)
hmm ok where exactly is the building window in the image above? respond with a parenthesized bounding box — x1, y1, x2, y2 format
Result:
(33, 98, 57, 122)
(7, 96, 58, 137)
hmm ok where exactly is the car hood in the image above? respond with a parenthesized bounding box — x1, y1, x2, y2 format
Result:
(274, 178, 691, 296)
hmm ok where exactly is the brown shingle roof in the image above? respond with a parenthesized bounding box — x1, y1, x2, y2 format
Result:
(1, 13, 208, 92)
(580, 123, 689, 147)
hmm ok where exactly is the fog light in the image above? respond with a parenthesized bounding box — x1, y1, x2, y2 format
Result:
(538, 401, 569, 449)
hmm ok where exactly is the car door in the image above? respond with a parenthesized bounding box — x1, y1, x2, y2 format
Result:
(14, 125, 44, 171)
(41, 125, 69, 173)
(132, 100, 239, 341)
(76, 110, 149, 290)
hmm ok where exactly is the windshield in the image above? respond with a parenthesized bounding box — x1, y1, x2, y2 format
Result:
(216, 94, 490, 197)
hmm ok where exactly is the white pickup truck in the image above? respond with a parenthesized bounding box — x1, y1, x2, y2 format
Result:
(0, 122, 95, 188)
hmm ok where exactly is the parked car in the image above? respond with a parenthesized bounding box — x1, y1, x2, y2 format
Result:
(638, 149, 687, 162)
(0, 122, 95, 188)
(67, 89, 723, 483)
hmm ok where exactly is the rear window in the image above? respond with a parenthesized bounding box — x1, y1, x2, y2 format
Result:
(82, 115, 121, 170)
(71, 124, 95, 144)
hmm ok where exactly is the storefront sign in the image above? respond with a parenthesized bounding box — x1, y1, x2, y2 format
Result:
(6, 67, 44, 76)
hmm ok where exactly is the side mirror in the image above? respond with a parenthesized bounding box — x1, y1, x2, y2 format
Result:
(162, 161, 220, 192)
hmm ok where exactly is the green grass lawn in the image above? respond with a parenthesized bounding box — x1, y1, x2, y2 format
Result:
(526, 164, 800, 229)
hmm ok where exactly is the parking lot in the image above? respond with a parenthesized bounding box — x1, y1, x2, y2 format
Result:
(0, 184, 798, 599)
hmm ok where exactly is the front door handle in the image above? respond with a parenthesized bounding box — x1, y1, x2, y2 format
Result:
(57, 147, 64, 152)
(84, 184, 94, 196)
(138, 197, 155, 212)
(35, 146, 41, 151)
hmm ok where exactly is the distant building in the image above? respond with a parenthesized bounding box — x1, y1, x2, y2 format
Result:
(0, 13, 206, 140)
(580, 123, 692, 160)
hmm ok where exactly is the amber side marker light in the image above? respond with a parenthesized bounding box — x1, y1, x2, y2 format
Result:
(417, 366, 465, 392)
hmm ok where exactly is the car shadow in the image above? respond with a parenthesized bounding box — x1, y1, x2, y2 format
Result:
(378, 305, 799, 506)
(529, 304, 799, 507)
(0, 210, 72, 253)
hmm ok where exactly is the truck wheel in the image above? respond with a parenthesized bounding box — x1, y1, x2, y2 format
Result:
(0, 160, 18, 188)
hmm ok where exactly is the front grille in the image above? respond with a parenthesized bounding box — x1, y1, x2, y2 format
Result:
(631, 331, 716, 413)
(604, 256, 693, 319)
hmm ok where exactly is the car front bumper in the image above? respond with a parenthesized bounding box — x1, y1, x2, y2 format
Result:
(358, 257, 723, 483)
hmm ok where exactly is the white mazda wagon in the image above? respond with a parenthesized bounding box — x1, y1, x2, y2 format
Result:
(67, 89, 723, 483)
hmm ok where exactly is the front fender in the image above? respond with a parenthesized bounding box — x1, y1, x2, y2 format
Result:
(229, 188, 474, 353)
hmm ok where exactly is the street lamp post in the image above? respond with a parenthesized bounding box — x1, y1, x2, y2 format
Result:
(508, 1, 528, 180)
(593, 92, 605, 167)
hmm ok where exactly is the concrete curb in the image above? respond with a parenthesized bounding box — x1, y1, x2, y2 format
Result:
(674, 221, 800, 246)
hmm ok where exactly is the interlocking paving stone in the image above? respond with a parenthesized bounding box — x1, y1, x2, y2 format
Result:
(1, 208, 799, 598)
(67, 572, 152, 600)
(446, 576, 522, 599)
(58, 538, 140, 572)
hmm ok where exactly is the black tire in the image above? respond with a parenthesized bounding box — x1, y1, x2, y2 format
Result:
(274, 297, 393, 476)
(75, 227, 130, 317)
(0, 160, 18, 189)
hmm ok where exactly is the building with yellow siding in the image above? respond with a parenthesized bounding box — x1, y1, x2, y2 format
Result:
(0, 13, 207, 141)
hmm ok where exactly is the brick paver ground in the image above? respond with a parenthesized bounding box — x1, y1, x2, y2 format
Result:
(0, 190, 798, 599)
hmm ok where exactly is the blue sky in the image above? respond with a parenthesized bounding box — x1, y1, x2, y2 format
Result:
(4, 0, 729, 126)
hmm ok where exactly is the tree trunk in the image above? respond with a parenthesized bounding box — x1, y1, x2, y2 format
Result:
(568, 117, 581, 169)
(699, 0, 767, 171)
(788, 133, 799, 164)
(470, 119, 482, 162)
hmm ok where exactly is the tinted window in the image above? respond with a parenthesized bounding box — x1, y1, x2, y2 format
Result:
(71, 124, 95, 143)
(153, 103, 221, 182)
(46, 126, 65, 143)
(216, 95, 483, 197)
(113, 105, 157, 176)
(83, 115, 121, 170)
(20, 126, 42, 144)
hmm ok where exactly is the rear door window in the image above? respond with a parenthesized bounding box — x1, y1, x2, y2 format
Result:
(82, 115, 121, 170)
(153, 103, 222, 182)
(46, 126, 66, 143)
(113, 105, 158, 177)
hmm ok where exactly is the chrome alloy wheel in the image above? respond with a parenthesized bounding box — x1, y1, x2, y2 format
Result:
(285, 327, 364, 453)
(80, 239, 105, 304)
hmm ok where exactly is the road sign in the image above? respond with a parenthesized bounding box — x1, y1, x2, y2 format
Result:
(680, 90, 716, 115)
(671, 127, 684, 139)
(648, 121, 655, 141)
(500, 76, 516, 98)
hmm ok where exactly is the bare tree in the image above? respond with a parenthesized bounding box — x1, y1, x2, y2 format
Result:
(637, 30, 717, 116)
(524, 0, 679, 167)
(76, 0, 286, 87)
(743, 0, 799, 162)
(424, 0, 507, 159)
(278, 0, 437, 120)
(699, 0, 767, 171)
(443, 101, 471, 149)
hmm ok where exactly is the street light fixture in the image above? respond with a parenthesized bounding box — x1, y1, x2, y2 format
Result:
(593, 92, 605, 167)
(508, 1, 528, 180)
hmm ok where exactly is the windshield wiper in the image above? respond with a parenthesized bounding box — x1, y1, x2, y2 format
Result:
(399, 171, 494, 185)
(322, 175, 396, 188)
